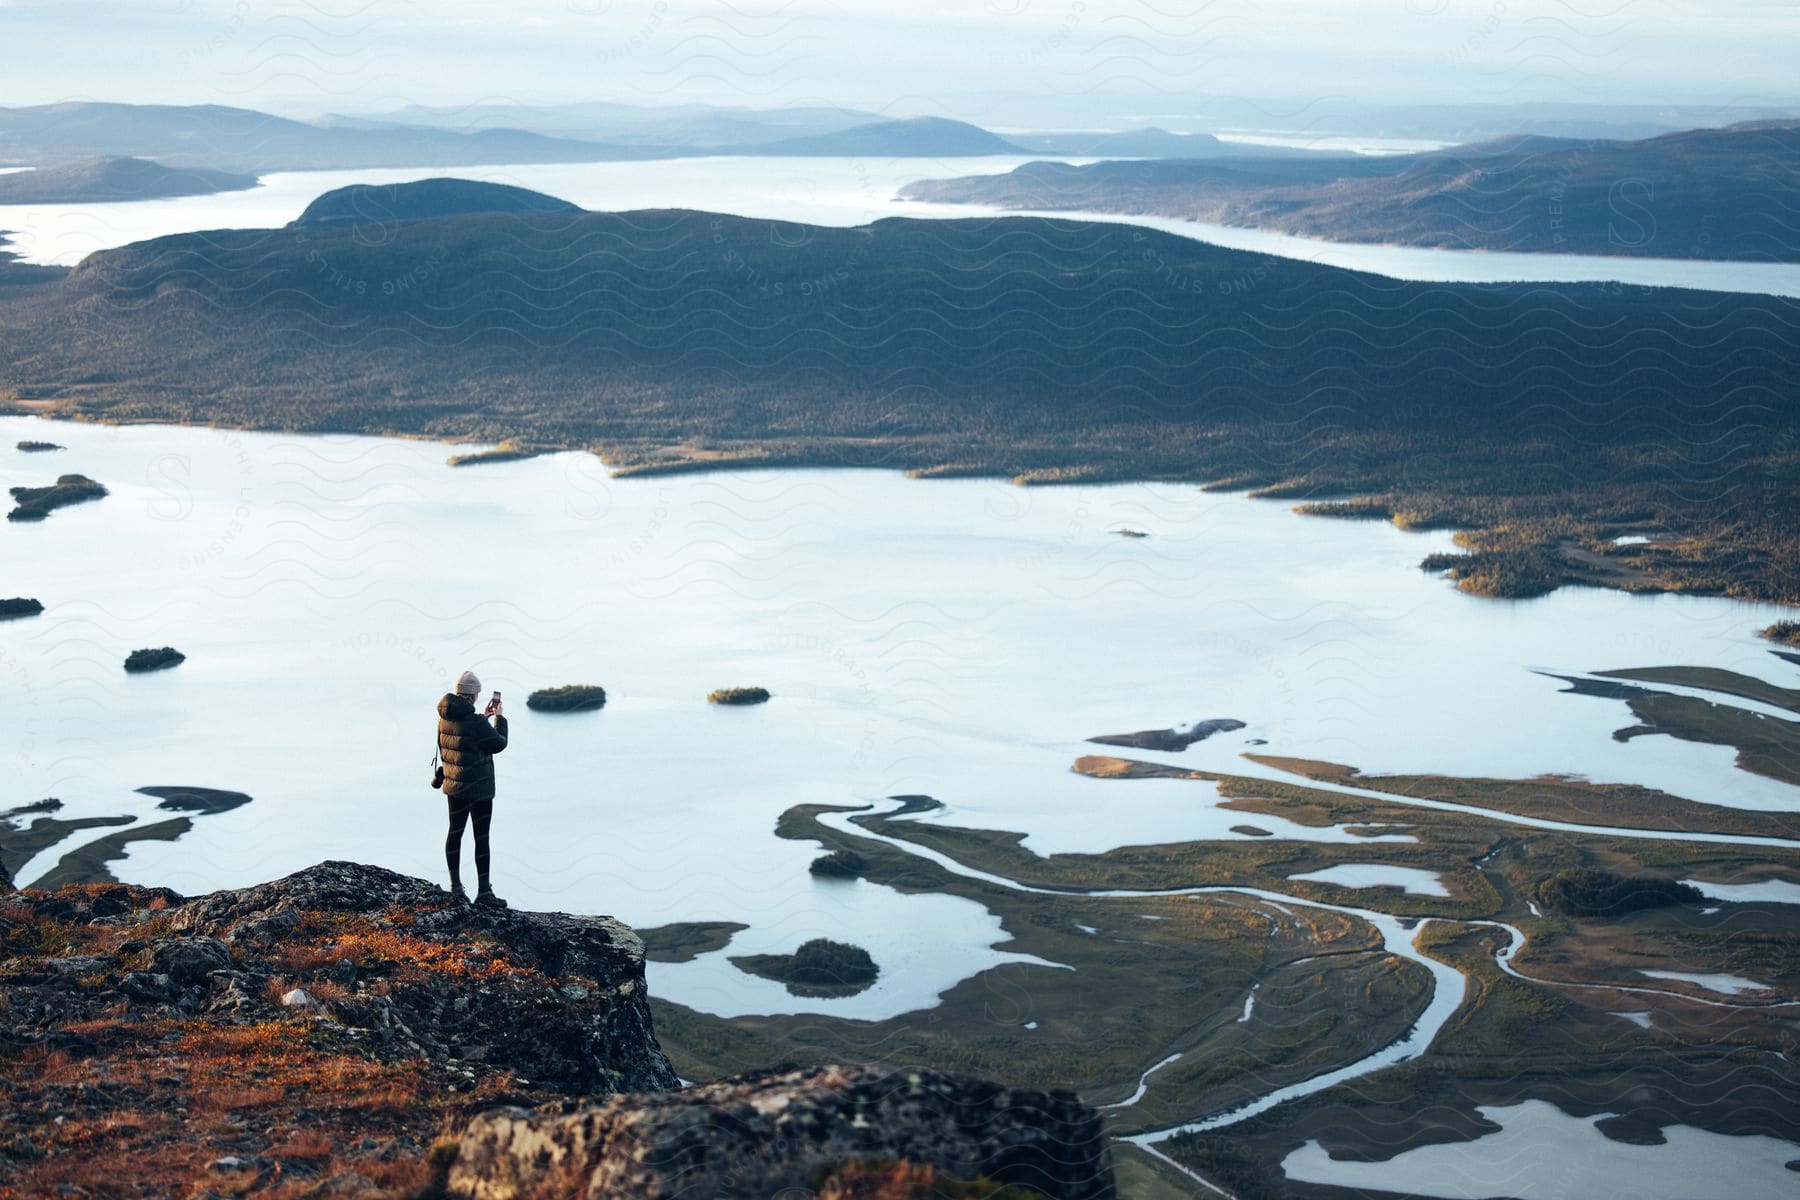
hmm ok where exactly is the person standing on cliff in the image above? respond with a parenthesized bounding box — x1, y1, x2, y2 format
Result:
(437, 669, 509, 908)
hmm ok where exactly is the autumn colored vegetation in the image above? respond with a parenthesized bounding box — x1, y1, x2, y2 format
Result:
(0, 882, 554, 1199)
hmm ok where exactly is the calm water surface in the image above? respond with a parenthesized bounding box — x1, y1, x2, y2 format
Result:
(2, 417, 1794, 1018)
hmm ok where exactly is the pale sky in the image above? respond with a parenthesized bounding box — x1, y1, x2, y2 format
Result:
(2, 0, 1796, 123)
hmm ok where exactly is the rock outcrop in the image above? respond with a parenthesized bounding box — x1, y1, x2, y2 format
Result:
(0, 862, 1115, 1198)
(164, 860, 678, 1095)
(0, 862, 677, 1195)
(448, 1064, 1115, 1199)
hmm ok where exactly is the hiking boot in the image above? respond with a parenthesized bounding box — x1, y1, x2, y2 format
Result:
(449, 882, 470, 905)
(474, 888, 508, 910)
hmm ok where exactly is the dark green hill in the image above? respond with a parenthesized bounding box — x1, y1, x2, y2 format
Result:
(292, 179, 582, 227)
(906, 121, 1800, 261)
(0, 157, 258, 203)
(1, 202, 1796, 600)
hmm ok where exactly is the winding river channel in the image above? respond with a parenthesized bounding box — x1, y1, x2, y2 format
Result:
(820, 799, 1799, 1198)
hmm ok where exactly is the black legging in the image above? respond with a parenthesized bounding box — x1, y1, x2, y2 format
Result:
(446, 794, 493, 888)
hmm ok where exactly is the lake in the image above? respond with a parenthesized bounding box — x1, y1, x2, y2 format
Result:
(4, 414, 1794, 1024)
(4, 155, 1799, 298)
(1281, 1099, 1800, 1200)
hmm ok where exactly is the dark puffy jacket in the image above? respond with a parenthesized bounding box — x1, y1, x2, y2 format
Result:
(437, 692, 508, 803)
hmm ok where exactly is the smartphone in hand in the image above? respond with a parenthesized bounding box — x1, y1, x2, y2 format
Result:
(486, 690, 502, 717)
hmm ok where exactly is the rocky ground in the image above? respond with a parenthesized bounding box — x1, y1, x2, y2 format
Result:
(0, 861, 1112, 1198)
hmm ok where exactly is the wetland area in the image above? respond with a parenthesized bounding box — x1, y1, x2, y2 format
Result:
(3, 415, 1795, 1197)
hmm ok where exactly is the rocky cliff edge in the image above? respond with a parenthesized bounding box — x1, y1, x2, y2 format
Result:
(0, 861, 1112, 1198)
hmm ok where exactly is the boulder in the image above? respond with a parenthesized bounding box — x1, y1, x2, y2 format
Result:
(447, 1063, 1115, 1199)
(150, 935, 233, 986)
(120, 970, 179, 1005)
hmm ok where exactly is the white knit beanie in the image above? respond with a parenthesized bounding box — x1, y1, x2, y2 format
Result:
(454, 669, 482, 696)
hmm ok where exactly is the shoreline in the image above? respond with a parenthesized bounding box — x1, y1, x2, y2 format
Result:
(4, 409, 1767, 609)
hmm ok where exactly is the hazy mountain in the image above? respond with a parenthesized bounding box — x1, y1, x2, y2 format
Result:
(743, 117, 1023, 157)
(324, 101, 879, 148)
(943, 94, 1800, 144)
(0, 102, 1018, 173)
(1008, 128, 1326, 158)
(905, 121, 1800, 261)
(1326, 101, 1800, 143)
(0, 102, 661, 172)
(0, 157, 258, 203)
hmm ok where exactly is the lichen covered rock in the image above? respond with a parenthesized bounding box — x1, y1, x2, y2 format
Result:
(448, 1063, 1115, 1199)
(167, 860, 678, 1094)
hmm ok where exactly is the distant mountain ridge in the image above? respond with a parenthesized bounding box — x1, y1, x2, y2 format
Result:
(745, 116, 1023, 157)
(1007, 128, 1329, 158)
(0, 101, 660, 172)
(904, 120, 1800, 261)
(320, 100, 880, 148)
(0, 102, 1030, 172)
(0, 156, 257, 203)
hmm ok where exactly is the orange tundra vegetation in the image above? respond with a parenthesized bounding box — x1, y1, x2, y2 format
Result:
(0, 882, 563, 1199)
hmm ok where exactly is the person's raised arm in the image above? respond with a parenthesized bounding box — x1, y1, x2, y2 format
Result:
(473, 706, 507, 754)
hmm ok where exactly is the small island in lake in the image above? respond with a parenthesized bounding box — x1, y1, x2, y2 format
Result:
(124, 647, 185, 674)
(7, 473, 107, 521)
(1761, 621, 1800, 648)
(136, 785, 252, 815)
(526, 684, 608, 712)
(16, 440, 62, 452)
(731, 938, 880, 998)
(0, 598, 44, 619)
(708, 686, 771, 706)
